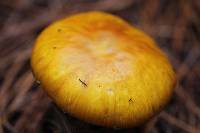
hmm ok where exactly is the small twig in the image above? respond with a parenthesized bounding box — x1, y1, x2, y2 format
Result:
(144, 115, 159, 133)
(0, 59, 25, 113)
(79, 78, 87, 87)
(8, 71, 34, 112)
(160, 112, 200, 133)
(175, 86, 200, 119)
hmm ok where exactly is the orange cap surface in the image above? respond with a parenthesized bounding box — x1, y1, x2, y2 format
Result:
(31, 12, 176, 128)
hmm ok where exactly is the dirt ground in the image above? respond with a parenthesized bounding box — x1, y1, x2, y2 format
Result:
(0, 0, 199, 133)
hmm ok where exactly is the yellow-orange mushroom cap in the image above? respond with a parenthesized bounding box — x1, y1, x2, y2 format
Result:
(31, 11, 176, 128)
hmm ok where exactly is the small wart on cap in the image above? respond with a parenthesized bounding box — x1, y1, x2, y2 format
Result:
(57, 29, 62, 32)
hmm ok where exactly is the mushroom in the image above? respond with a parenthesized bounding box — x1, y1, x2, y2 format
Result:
(31, 11, 176, 128)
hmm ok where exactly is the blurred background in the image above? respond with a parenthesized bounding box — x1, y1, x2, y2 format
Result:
(0, 0, 199, 133)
